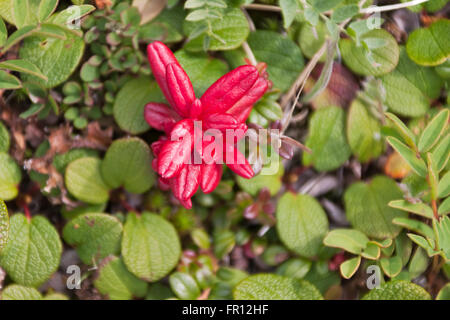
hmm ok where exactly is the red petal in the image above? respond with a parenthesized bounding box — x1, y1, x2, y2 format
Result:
(144, 103, 179, 134)
(171, 163, 201, 201)
(150, 136, 167, 156)
(200, 163, 223, 193)
(158, 177, 171, 191)
(157, 119, 194, 178)
(203, 113, 240, 131)
(166, 63, 195, 117)
(147, 42, 178, 108)
(224, 144, 254, 179)
(189, 98, 202, 119)
(227, 77, 268, 123)
(179, 198, 192, 209)
(201, 65, 267, 120)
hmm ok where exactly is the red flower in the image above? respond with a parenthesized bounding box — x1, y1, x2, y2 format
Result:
(144, 41, 269, 209)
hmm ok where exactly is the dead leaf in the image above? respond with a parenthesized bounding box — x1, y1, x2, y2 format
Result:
(133, 0, 166, 25)
(95, 0, 112, 9)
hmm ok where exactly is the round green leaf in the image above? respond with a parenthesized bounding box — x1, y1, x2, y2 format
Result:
(62, 213, 123, 265)
(406, 19, 450, 66)
(0, 0, 40, 25)
(174, 50, 228, 96)
(122, 212, 181, 282)
(65, 157, 110, 204)
(276, 193, 329, 257)
(1, 284, 42, 300)
(347, 99, 384, 163)
(169, 271, 201, 300)
(0, 214, 62, 287)
(340, 29, 399, 76)
(344, 176, 407, 239)
(183, 8, 249, 52)
(0, 120, 10, 152)
(248, 30, 304, 91)
(113, 77, 165, 135)
(362, 280, 431, 300)
(381, 48, 442, 117)
(94, 256, 148, 300)
(0, 152, 21, 201)
(19, 33, 85, 88)
(233, 274, 323, 300)
(101, 137, 155, 194)
(303, 106, 351, 171)
(0, 199, 8, 252)
(276, 258, 312, 279)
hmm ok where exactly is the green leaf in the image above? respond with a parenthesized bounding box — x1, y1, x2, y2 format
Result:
(323, 228, 369, 255)
(94, 256, 148, 300)
(386, 137, 427, 177)
(434, 216, 450, 260)
(19, 32, 85, 88)
(298, 21, 329, 62)
(276, 258, 312, 279)
(0, 214, 62, 287)
(380, 256, 403, 277)
(50, 4, 95, 25)
(0, 70, 21, 89)
(280, 0, 299, 29)
(381, 48, 442, 117)
(389, 200, 434, 219)
(303, 106, 351, 172)
(1, 25, 36, 54)
(339, 29, 399, 76)
(191, 228, 210, 250)
(113, 77, 165, 135)
(236, 157, 284, 196)
(408, 247, 429, 279)
(101, 138, 155, 194)
(248, 30, 304, 91)
(62, 213, 123, 264)
(331, 4, 359, 23)
(43, 293, 68, 300)
(0, 59, 47, 81)
(362, 280, 431, 300)
(340, 256, 361, 279)
(138, 5, 185, 44)
(344, 176, 407, 239)
(385, 112, 416, 148)
(0, 152, 21, 200)
(213, 229, 235, 259)
(312, 0, 343, 12)
(432, 133, 450, 172)
(436, 283, 450, 300)
(169, 272, 201, 300)
(347, 99, 384, 163)
(418, 109, 449, 152)
(439, 197, 450, 216)
(407, 233, 436, 257)
(122, 212, 181, 282)
(65, 157, 110, 204)
(276, 193, 329, 258)
(0, 200, 8, 252)
(233, 274, 323, 300)
(184, 8, 249, 51)
(53, 148, 98, 173)
(0, 17, 7, 47)
(406, 19, 450, 66)
(361, 242, 381, 260)
(1, 285, 42, 300)
(174, 50, 228, 96)
(13, 0, 30, 28)
(426, 153, 439, 201)
(38, 0, 58, 22)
